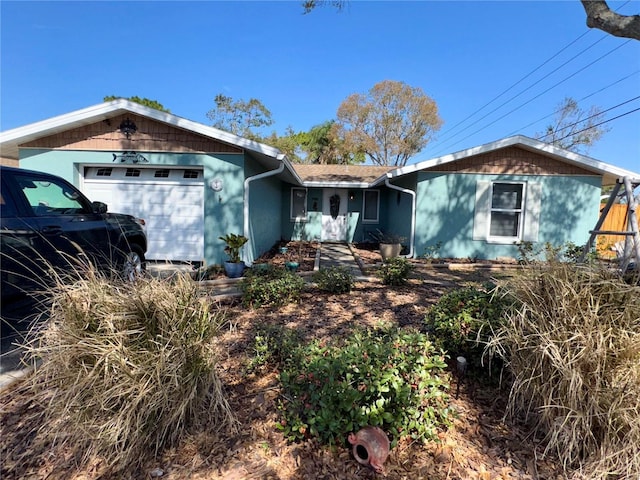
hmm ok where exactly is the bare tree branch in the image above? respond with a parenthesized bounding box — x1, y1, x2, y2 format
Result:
(580, 0, 640, 40)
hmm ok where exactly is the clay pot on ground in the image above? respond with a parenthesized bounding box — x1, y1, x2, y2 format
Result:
(347, 426, 390, 473)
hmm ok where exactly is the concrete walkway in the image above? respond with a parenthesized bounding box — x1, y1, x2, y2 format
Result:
(318, 242, 365, 278)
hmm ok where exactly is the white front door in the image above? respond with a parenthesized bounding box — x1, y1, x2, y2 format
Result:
(321, 189, 348, 242)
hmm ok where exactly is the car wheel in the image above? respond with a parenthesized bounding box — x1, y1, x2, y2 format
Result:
(121, 244, 145, 281)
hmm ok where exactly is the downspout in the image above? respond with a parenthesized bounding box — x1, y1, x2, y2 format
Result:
(384, 176, 416, 258)
(243, 161, 285, 266)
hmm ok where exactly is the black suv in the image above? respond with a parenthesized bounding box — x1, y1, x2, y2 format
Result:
(1, 165, 147, 303)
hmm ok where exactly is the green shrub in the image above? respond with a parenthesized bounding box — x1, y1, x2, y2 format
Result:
(248, 324, 301, 372)
(277, 327, 451, 447)
(240, 265, 305, 308)
(312, 266, 355, 294)
(378, 256, 412, 285)
(424, 284, 513, 360)
(25, 274, 235, 474)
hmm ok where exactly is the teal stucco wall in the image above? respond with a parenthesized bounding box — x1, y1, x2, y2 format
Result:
(244, 158, 284, 263)
(414, 171, 602, 260)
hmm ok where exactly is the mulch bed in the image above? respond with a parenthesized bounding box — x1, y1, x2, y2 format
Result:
(0, 248, 566, 480)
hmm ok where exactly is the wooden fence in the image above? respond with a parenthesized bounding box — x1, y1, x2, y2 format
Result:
(596, 203, 640, 257)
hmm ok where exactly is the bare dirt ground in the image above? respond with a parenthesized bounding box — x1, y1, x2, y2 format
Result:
(0, 244, 565, 480)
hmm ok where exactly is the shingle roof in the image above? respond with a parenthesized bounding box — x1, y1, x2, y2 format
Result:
(292, 164, 394, 184)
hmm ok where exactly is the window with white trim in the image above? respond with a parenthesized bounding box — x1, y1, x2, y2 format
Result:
(291, 188, 307, 220)
(363, 189, 379, 223)
(473, 180, 541, 243)
(489, 183, 523, 239)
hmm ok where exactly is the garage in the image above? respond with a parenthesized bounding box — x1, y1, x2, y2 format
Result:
(83, 166, 204, 262)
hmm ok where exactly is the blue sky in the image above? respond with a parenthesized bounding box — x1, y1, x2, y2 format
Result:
(1, 1, 639, 172)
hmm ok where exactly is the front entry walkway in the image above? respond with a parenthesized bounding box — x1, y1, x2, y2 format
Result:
(318, 242, 364, 277)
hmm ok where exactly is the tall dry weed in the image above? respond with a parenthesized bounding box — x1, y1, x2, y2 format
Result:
(488, 262, 640, 479)
(24, 272, 236, 474)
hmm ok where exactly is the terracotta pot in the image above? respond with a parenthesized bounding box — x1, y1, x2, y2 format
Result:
(347, 426, 390, 473)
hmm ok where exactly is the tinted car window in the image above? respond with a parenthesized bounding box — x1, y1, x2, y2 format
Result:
(15, 175, 90, 216)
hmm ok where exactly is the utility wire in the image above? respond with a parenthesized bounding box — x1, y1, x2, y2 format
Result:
(438, 30, 594, 140)
(432, 40, 632, 155)
(552, 107, 640, 145)
(434, 34, 609, 148)
(504, 70, 640, 137)
(534, 95, 640, 141)
(426, 1, 634, 155)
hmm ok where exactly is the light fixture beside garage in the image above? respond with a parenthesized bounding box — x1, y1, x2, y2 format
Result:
(209, 178, 224, 192)
(119, 118, 137, 139)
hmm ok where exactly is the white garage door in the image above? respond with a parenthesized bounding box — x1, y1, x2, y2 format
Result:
(83, 166, 204, 262)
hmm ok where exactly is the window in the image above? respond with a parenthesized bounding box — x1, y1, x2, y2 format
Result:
(489, 183, 523, 238)
(183, 170, 199, 179)
(473, 181, 541, 243)
(125, 168, 141, 177)
(363, 190, 379, 223)
(17, 175, 88, 216)
(291, 188, 307, 220)
(154, 169, 170, 178)
(96, 168, 112, 176)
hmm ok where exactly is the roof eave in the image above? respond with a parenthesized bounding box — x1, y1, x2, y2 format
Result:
(0, 99, 284, 160)
(387, 135, 640, 184)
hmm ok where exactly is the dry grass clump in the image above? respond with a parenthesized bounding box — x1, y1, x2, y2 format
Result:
(23, 272, 236, 474)
(488, 262, 640, 479)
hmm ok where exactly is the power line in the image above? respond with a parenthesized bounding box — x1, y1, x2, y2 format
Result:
(534, 95, 640, 141)
(438, 29, 595, 140)
(552, 107, 640, 145)
(432, 40, 633, 155)
(434, 34, 609, 148)
(425, 1, 635, 155)
(504, 70, 640, 137)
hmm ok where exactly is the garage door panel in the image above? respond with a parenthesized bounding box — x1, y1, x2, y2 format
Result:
(83, 167, 204, 261)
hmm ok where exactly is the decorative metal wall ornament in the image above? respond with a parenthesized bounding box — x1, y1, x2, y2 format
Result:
(119, 118, 137, 138)
(112, 151, 149, 163)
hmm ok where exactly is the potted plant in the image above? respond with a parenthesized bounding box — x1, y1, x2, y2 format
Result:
(219, 233, 248, 278)
(374, 230, 405, 262)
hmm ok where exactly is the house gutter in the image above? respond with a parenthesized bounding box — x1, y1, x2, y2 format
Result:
(243, 159, 286, 265)
(384, 176, 416, 258)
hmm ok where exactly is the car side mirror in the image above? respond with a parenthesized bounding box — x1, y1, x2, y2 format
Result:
(92, 201, 108, 214)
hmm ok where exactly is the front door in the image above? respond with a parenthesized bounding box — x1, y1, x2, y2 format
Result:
(321, 189, 348, 242)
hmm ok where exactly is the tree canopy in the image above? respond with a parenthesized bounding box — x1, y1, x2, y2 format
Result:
(535, 97, 610, 154)
(206, 94, 274, 140)
(334, 80, 442, 167)
(103, 96, 170, 112)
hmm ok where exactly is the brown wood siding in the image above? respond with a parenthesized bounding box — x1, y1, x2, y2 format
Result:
(20, 114, 243, 154)
(596, 203, 640, 257)
(427, 146, 596, 176)
(0, 157, 19, 167)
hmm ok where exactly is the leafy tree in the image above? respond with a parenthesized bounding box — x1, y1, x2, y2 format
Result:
(334, 80, 442, 167)
(206, 94, 274, 140)
(302, 1, 640, 40)
(535, 97, 610, 154)
(103, 96, 170, 112)
(263, 127, 307, 162)
(299, 121, 364, 164)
